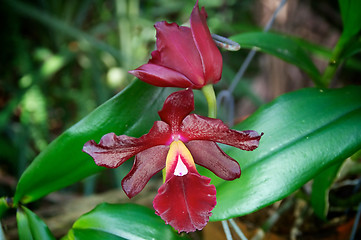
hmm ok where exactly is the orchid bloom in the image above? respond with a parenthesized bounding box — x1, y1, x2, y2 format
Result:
(128, 1, 222, 89)
(83, 89, 262, 232)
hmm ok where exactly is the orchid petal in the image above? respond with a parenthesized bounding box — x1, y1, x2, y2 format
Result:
(186, 140, 241, 180)
(153, 173, 216, 233)
(83, 133, 141, 168)
(153, 21, 205, 87)
(190, 1, 222, 84)
(122, 145, 169, 198)
(153, 140, 216, 233)
(83, 121, 171, 168)
(181, 114, 263, 151)
(128, 63, 194, 88)
(158, 89, 194, 131)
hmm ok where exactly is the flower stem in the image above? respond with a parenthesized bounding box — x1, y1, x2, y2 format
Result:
(202, 84, 217, 118)
(320, 35, 348, 87)
(162, 168, 166, 183)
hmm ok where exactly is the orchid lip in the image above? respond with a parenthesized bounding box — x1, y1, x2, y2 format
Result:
(165, 140, 196, 181)
(174, 155, 188, 176)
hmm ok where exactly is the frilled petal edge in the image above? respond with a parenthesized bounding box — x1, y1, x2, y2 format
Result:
(153, 173, 216, 233)
(83, 121, 172, 168)
(181, 114, 263, 151)
(83, 133, 141, 168)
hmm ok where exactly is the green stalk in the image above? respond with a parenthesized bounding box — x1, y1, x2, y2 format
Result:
(162, 168, 166, 183)
(321, 36, 349, 87)
(116, 0, 131, 70)
(201, 84, 217, 118)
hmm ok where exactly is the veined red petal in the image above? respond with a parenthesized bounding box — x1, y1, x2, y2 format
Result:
(186, 140, 240, 180)
(153, 173, 216, 233)
(154, 21, 205, 87)
(128, 63, 194, 88)
(153, 140, 216, 232)
(83, 121, 171, 168)
(122, 145, 169, 198)
(181, 114, 263, 151)
(158, 89, 194, 131)
(190, 1, 222, 84)
(83, 133, 140, 168)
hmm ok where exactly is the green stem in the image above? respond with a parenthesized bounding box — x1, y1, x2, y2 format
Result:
(201, 84, 217, 118)
(321, 36, 348, 87)
(162, 168, 166, 183)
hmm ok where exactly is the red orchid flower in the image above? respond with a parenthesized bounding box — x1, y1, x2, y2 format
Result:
(83, 89, 262, 233)
(128, 0, 222, 89)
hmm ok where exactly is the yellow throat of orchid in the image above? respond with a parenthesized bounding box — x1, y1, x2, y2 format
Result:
(163, 140, 196, 182)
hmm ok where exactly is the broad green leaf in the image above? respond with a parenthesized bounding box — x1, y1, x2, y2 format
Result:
(63, 203, 188, 240)
(14, 81, 170, 204)
(208, 86, 361, 221)
(231, 32, 322, 86)
(351, 148, 361, 161)
(311, 160, 344, 220)
(338, 0, 361, 39)
(16, 206, 55, 240)
(63, 229, 126, 240)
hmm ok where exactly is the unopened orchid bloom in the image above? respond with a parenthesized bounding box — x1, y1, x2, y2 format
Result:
(83, 89, 262, 233)
(128, 0, 222, 89)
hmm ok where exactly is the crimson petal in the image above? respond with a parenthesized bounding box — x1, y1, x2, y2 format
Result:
(181, 114, 263, 151)
(186, 140, 240, 180)
(153, 21, 205, 87)
(153, 173, 216, 233)
(128, 63, 194, 88)
(83, 133, 141, 168)
(122, 145, 169, 198)
(158, 89, 194, 131)
(83, 121, 171, 168)
(190, 1, 222, 84)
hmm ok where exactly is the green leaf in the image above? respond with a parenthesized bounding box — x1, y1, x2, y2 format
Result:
(338, 0, 361, 39)
(351, 148, 361, 161)
(16, 206, 55, 240)
(208, 86, 361, 221)
(63, 203, 188, 240)
(0, 197, 9, 219)
(341, 37, 361, 59)
(311, 160, 344, 220)
(14, 81, 170, 204)
(231, 32, 322, 86)
(292, 37, 361, 71)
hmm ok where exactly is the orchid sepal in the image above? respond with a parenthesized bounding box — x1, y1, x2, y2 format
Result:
(129, 1, 222, 89)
